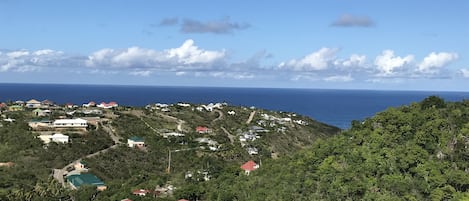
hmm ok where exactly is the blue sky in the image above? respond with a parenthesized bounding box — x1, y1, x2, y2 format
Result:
(0, 0, 468, 91)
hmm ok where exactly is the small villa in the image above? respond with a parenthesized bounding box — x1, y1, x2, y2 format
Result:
(67, 173, 106, 191)
(97, 101, 118, 109)
(53, 118, 88, 128)
(128, 136, 145, 148)
(33, 108, 51, 117)
(38, 133, 69, 144)
(28, 119, 52, 129)
(241, 160, 259, 175)
(26, 99, 42, 108)
(82, 101, 96, 107)
(8, 105, 23, 111)
(132, 189, 151, 196)
(196, 126, 211, 134)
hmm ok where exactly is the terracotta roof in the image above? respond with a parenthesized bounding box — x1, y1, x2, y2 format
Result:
(241, 160, 258, 171)
(196, 126, 209, 132)
(132, 189, 150, 195)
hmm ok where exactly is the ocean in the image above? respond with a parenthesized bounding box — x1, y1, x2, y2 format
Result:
(1, 83, 469, 129)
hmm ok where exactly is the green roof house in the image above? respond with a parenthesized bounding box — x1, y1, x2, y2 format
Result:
(67, 173, 106, 191)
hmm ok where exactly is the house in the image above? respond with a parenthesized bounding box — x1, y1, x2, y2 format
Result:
(228, 110, 236, 115)
(53, 118, 88, 128)
(33, 108, 51, 117)
(162, 132, 185, 138)
(241, 160, 259, 175)
(38, 133, 69, 144)
(0, 103, 7, 110)
(82, 101, 96, 107)
(247, 147, 259, 155)
(26, 99, 42, 108)
(128, 136, 145, 148)
(3, 118, 15, 122)
(97, 102, 118, 109)
(121, 199, 133, 201)
(177, 103, 191, 107)
(41, 100, 55, 107)
(8, 105, 23, 111)
(249, 126, 269, 133)
(28, 119, 52, 129)
(196, 126, 211, 134)
(65, 103, 76, 109)
(178, 199, 189, 201)
(74, 161, 87, 171)
(132, 189, 151, 196)
(67, 173, 106, 190)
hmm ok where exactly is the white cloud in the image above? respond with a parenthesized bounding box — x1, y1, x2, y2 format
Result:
(175, 71, 187, 76)
(129, 70, 152, 76)
(86, 39, 225, 70)
(166, 39, 225, 64)
(418, 52, 458, 73)
(198, 71, 255, 79)
(460, 69, 469, 78)
(323, 74, 354, 82)
(279, 48, 338, 71)
(0, 49, 65, 72)
(374, 50, 414, 76)
(342, 54, 366, 67)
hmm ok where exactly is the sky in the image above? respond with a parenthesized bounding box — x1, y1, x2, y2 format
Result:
(0, 0, 468, 91)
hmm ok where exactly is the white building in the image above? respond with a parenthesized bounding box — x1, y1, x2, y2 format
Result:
(53, 118, 88, 128)
(38, 133, 69, 144)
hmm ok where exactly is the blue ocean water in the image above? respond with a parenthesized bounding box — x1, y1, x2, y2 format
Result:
(1, 83, 469, 129)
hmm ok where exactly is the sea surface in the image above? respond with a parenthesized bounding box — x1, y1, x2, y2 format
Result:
(1, 83, 469, 129)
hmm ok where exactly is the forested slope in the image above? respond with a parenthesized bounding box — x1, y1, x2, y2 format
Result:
(201, 96, 469, 200)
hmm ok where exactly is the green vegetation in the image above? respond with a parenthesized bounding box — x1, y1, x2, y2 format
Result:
(200, 96, 469, 200)
(6, 97, 469, 200)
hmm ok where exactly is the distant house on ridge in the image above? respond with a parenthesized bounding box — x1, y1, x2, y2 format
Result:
(128, 136, 145, 148)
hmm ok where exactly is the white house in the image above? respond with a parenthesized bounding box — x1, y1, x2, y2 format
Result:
(26, 99, 42, 108)
(162, 132, 185, 138)
(53, 118, 88, 128)
(38, 133, 69, 144)
(128, 136, 145, 148)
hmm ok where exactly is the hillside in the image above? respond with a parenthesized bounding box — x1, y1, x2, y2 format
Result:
(0, 101, 339, 200)
(206, 96, 469, 200)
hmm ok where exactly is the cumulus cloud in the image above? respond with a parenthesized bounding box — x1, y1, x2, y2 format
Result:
(159, 17, 179, 26)
(374, 50, 414, 76)
(331, 14, 374, 27)
(86, 39, 226, 71)
(207, 71, 255, 79)
(0, 49, 65, 72)
(181, 17, 250, 34)
(417, 52, 458, 73)
(278, 48, 339, 71)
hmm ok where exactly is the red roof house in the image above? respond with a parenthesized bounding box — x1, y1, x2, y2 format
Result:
(196, 126, 210, 133)
(132, 189, 150, 196)
(241, 160, 259, 175)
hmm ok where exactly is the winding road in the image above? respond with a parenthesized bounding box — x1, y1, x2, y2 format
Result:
(54, 123, 122, 188)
